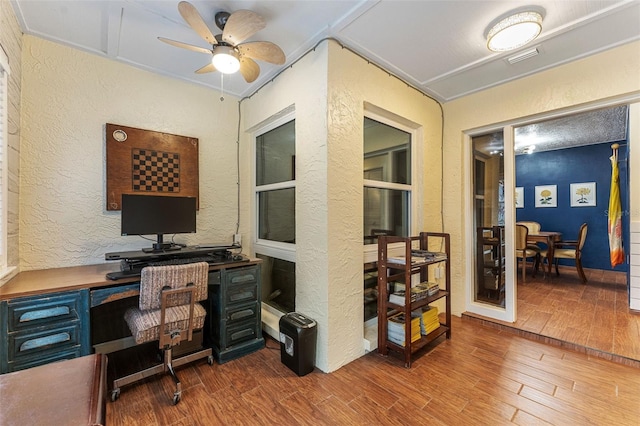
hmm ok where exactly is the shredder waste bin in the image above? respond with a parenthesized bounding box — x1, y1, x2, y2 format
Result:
(279, 312, 317, 376)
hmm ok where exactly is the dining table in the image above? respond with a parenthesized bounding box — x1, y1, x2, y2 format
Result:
(528, 231, 563, 276)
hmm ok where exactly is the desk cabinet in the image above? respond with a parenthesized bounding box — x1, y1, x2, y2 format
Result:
(204, 264, 265, 363)
(1, 290, 91, 373)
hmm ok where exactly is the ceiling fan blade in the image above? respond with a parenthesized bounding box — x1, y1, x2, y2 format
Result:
(195, 63, 216, 74)
(158, 37, 212, 55)
(239, 57, 260, 83)
(178, 1, 217, 45)
(237, 41, 285, 65)
(222, 10, 265, 45)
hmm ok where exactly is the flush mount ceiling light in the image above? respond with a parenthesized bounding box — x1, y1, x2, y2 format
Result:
(211, 45, 240, 74)
(486, 11, 543, 52)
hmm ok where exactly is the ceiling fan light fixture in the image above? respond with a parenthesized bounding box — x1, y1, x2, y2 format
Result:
(212, 46, 240, 74)
(487, 11, 543, 52)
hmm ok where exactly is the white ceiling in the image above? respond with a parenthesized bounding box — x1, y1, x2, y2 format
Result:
(10, 0, 640, 102)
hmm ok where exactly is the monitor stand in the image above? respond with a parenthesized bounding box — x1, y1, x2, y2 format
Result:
(141, 234, 182, 253)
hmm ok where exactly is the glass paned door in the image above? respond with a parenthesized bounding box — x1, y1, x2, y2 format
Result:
(472, 132, 505, 308)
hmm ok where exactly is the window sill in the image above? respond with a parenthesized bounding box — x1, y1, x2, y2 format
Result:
(0, 266, 18, 286)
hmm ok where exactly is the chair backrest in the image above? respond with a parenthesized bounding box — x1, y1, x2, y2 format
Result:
(516, 221, 541, 235)
(515, 224, 529, 251)
(139, 262, 209, 311)
(577, 223, 588, 251)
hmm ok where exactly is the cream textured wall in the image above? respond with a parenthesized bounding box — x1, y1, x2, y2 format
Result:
(443, 41, 640, 316)
(242, 39, 442, 372)
(19, 36, 241, 270)
(0, 0, 22, 284)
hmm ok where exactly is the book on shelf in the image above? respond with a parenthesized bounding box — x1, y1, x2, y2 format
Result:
(388, 282, 440, 305)
(388, 282, 432, 305)
(387, 250, 447, 265)
(414, 306, 440, 335)
(411, 249, 448, 262)
(387, 311, 421, 346)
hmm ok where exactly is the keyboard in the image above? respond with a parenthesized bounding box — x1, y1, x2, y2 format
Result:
(105, 254, 248, 280)
(146, 255, 218, 267)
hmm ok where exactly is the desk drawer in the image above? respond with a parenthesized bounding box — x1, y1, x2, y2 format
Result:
(7, 291, 84, 332)
(9, 322, 82, 361)
(225, 301, 260, 325)
(223, 319, 260, 348)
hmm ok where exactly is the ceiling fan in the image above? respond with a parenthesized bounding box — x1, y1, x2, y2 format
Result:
(158, 1, 285, 83)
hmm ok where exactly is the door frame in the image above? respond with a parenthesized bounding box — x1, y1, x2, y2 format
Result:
(464, 94, 640, 322)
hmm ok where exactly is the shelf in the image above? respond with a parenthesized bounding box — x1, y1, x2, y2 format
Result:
(377, 232, 451, 368)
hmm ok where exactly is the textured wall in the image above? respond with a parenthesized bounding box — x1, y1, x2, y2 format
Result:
(0, 0, 22, 284)
(242, 39, 442, 372)
(443, 41, 640, 317)
(19, 36, 241, 270)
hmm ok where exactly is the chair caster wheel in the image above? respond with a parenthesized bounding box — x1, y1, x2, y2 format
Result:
(111, 388, 120, 402)
(172, 393, 181, 405)
(207, 355, 214, 365)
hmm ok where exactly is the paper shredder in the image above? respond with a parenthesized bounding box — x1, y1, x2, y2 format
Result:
(279, 312, 317, 376)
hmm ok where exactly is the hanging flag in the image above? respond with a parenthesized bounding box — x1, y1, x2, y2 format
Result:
(608, 147, 624, 268)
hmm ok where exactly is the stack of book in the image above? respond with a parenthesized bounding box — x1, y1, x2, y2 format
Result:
(388, 282, 430, 305)
(387, 312, 421, 346)
(387, 250, 447, 266)
(426, 281, 440, 296)
(416, 306, 440, 335)
(411, 249, 447, 262)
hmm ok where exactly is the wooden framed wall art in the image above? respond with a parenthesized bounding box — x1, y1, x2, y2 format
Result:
(106, 123, 199, 210)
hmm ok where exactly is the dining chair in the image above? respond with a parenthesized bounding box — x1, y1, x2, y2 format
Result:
(540, 223, 588, 283)
(516, 221, 542, 248)
(515, 224, 541, 283)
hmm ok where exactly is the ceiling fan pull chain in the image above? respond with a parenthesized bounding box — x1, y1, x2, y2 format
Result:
(220, 73, 225, 102)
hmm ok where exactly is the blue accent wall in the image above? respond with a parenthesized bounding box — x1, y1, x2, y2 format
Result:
(516, 142, 628, 272)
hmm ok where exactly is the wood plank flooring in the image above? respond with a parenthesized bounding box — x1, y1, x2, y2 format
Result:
(107, 313, 640, 425)
(465, 265, 640, 366)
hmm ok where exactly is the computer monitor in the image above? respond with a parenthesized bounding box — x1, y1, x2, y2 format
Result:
(121, 194, 196, 252)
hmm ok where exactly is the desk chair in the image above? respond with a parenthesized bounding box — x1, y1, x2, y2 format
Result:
(515, 224, 540, 283)
(111, 262, 213, 405)
(541, 223, 588, 283)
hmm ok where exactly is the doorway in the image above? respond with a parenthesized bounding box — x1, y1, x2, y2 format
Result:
(466, 103, 636, 362)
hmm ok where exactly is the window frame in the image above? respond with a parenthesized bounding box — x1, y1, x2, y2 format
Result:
(252, 111, 296, 263)
(363, 110, 419, 263)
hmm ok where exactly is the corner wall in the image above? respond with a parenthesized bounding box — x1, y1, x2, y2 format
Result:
(19, 36, 241, 270)
(242, 39, 442, 372)
(443, 41, 640, 316)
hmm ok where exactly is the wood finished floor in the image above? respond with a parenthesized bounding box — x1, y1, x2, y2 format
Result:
(107, 314, 640, 425)
(465, 264, 640, 366)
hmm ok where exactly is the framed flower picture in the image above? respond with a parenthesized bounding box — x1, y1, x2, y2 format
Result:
(571, 182, 596, 207)
(535, 185, 557, 208)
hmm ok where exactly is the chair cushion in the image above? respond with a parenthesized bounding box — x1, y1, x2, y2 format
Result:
(553, 248, 577, 259)
(125, 303, 206, 344)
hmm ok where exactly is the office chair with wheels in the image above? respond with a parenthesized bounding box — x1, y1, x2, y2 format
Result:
(111, 262, 214, 405)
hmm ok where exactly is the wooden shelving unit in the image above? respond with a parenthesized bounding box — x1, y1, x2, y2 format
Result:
(476, 226, 505, 304)
(377, 232, 451, 367)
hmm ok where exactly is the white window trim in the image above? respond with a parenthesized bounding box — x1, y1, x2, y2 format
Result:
(251, 109, 296, 262)
(363, 110, 421, 264)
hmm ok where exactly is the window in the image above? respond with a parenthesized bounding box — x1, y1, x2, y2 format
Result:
(254, 115, 296, 313)
(255, 119, 295, 245)
(0, 46, 10, 273)
(363, 117, 412, 245)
